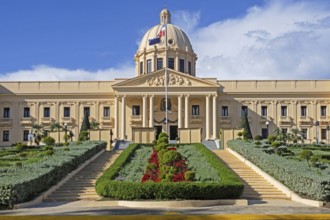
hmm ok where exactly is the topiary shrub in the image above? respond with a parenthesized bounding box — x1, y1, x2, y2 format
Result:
(42, 136, 55, 146)
(15, 143, 27, 152)
(78, 131, 89, 142)
(161, 150, 182, 165)
(184, 171, 195, 181)
(43, 146, 54, 151)
(45, 150, 54, 156)
(268, 135, 276, 143)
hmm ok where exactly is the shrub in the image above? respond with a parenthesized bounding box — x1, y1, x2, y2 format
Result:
(43, 146, 54, 151)
(15, 143, 27, 152)
(64, 142, 70, 147)
(155, 142, 167, 152)
(158, 132, 168, 140)
(161, 150, 182, 165)
(63, 147, 70, 151)
(228, 139, 330, 201)
(254, 135, 262, 141)
(78, 131, 89, 142)
(268, 135, 277, 143)
(42, 136, 55, 146)
(300, 150, 313, 167)
(96, 143, 244, 200)
(45, 150, 54, 156)
(0, 141, 106, 208)
(184, 171, 195, 181)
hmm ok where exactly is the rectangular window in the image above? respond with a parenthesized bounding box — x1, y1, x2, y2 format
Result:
(23, 107, 30, 118)
(103, 107, 110, 117)
(321, 129, 327, 140)
(168, 58, 174, 70)
(221, 106, 229, 117)
(3, 107, 10, 118)
(301, 128, 308, 139)
(241, 106, 248, 116)
(64, 107, 70, 117)
(301, 106, 307, 117)
(43, 107, 50, 118)
(140, 61, 143, 74)
(261, 106, 267, 117)
(3, 130, 9, 142)
(281, 106, 287, 116)
(147, 59, 152, 73)
(157, 58, 163, 70)
(179, 59, 184, 73)
(132, 105, 140, 116)
(23, 130, 29, 141)
(282, 128, 288, 134)
(188, 61, 192, 74)
(192, 105, 200, 116)
(321, 106, 327, 116)
(84, 107, 90, 117)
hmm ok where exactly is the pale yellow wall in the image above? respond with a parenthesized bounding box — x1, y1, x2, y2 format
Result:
(1, 79, 330, 146)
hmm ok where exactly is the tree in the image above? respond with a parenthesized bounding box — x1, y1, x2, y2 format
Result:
(90, 119, 100, 129)
(274, 128, 287, 143)
(50, 122, 62, 132)
(300, 150, 313, 167)
(80, 112, 91, 132)
(32, 123, 44, 146)
(240, 112, 253, 140)
(290, 128, 303, 144)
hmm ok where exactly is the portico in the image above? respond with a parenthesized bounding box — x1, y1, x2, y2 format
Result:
(112, 69, 219, 141)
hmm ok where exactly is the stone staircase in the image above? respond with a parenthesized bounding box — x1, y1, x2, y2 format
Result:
(202, 140, 218, 150)
(44, 150, 122, 201)
(213, 150, 288, 200)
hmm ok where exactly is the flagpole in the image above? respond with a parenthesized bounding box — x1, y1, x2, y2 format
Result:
(165, 20, 168, 135)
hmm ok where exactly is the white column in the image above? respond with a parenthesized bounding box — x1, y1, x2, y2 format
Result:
(184, 95, 189, 128)
(114, 96, 119, 139)
(213, 95, 217, 140)
(121, 96, 126, 139)
(143, 95, 147, 127)
(149, 95, 154, 127)
(206, 95, 210, 140)
(178, 95, 182, 128)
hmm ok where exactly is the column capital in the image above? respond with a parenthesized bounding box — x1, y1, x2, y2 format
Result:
(185, 94, 190, 98)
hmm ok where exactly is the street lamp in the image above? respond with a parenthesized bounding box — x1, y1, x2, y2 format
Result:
(327, 125, 330, 145)
(265, 121, 270, 138)
(64, 122, 68, 142)
(315, 121, 320, 144)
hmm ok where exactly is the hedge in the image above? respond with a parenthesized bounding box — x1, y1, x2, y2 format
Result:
(95, 143, 243, 200)
(0, 141, 106, 208)
(228, 140, 330, 201)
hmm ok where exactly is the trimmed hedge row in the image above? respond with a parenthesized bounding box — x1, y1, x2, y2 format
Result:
(95, 143, 244, 200)
(0, 141, 106, 208)
(228, 140, 330, 201)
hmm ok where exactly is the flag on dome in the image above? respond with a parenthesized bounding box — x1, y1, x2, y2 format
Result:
(149, 24, 166, 45)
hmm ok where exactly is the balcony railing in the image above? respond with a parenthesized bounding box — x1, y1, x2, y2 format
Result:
(20, 117, 32, 126)
(298, 116, 312, 125)
(101, 117, 114, 126)
(279, 116, 292, 125)
(61, 117, 73, 125)
(130, 115, 142, 124)
(190, 115, 202, 124)
(320, 116, 330, 125)
(41, 117, 53, 125)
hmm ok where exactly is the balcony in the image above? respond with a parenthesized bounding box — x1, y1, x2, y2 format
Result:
(130, 115, 142, 124)
(320, 116, 330, 125)
(101, 117, 114, 127)
(259, 116, 272, 125)
(298, 116, 312, 126)
(41, 117, 53, 125)
(61, 117, 73, 125)
(220, 116, 232, 125)
(0, 118, 12, 127)
(190, 115, 202, 124)
(20, 117, 32, 126)
(279, 116, 292, 126)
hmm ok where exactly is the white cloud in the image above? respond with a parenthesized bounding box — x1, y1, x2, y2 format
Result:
(172, 10, 200, 35)
(0, 65, 135, 81)
(186, 0, 330, 79)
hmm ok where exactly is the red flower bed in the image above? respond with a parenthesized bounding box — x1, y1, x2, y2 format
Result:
(141, 146, 189, 183)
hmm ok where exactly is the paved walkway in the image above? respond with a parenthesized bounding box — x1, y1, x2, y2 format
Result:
(213, 150, 288, 200)
(44, 150, 122, 201)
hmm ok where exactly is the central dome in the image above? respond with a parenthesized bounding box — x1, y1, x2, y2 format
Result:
(134, 9, 197, 76)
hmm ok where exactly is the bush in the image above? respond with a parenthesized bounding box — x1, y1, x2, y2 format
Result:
(43, 146, 54, 151)
(268, 135, 277, 143)
(78, 131, 89, 142)
(228, 139, 330, 201)
(254, 135, 262, 141)
(0, 141, 106, 208)
(161, 150, 182, 165)
(184, 171, 195, 181)
(96, 143, 244, 200)
(15, 143, 27, 152)
(42, 136, 55, 146)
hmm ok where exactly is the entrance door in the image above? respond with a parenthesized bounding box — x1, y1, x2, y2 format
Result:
(155, 126, 162, 140)
(170, 125, 178, 140)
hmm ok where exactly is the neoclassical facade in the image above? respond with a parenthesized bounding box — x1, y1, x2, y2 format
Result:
(0, 9, 330, 146)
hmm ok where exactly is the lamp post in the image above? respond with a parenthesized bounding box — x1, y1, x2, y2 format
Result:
(265, 121, 270, 138)
(315, 121, 320, 144)
(64, 122, 68, 142)
(327, 125, 330, 145)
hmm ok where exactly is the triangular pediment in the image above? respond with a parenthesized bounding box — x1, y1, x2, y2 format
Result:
(112, 69, 219, 88)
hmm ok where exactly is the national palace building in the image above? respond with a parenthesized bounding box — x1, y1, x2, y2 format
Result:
(0, 9, 330, 147)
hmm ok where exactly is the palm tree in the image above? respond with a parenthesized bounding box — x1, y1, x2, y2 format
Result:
(32, 123, 44, 146)
(50, 122, 62, 132)
(291, 128, 303, 143)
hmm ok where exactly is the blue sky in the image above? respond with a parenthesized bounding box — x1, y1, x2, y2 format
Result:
(1, 0, 330, 80)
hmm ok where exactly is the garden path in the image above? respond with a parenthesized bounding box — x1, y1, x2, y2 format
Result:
(44, 150, 122, 201)
(213, 150, 288, 200)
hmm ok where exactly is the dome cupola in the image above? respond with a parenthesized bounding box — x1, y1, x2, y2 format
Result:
(134, 9, 197, 76)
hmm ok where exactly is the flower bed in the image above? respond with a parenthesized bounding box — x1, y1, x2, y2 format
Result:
(96, 141, 244, 200)
(0, 141, 106, 208)
(228, 139, 330, 201)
